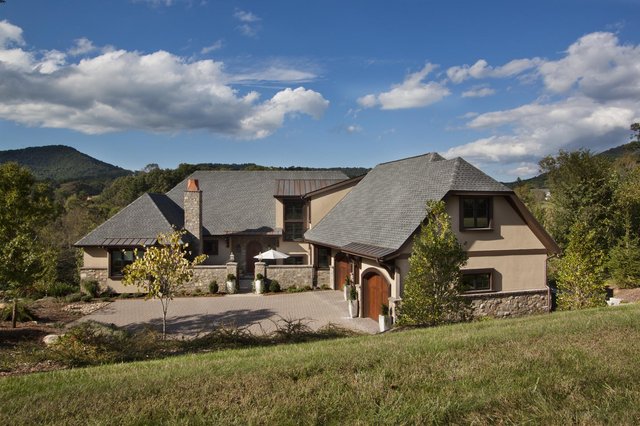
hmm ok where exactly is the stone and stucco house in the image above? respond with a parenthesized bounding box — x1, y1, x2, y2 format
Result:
(76, 153, 559, 320)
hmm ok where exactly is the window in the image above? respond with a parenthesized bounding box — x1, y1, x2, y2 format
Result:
(109, 248, 142, 278)
(461, 197, 491, 229)
(284, 256, 305, 265)
(203, 239, 218, 256)
(317, 247, 331, 269)
(461, 270, 492, 292)
(284, 200, 305, 241)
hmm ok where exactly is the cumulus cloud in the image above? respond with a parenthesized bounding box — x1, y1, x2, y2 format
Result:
(68, 38, 97, 56)
(447, 57, 541, 84)
(445, 32, 640, 178)
(0, 21, 328, 138)
(358, 63, 450, 110)
(461, 86, 496, 98)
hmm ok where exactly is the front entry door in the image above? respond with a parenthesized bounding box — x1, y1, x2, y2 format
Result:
(246, 241, 262, 275)
(363, 273, 390, 320)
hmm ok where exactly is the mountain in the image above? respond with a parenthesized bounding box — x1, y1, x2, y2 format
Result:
(0, 145, 131, 182)
(505, 141, 640, 188)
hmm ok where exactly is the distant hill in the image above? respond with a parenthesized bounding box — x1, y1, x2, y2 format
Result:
(0, 145, 131, 182)
(505, 141, 640, 188)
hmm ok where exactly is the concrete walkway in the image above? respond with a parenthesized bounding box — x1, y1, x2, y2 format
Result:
(79, 290, 379, 336)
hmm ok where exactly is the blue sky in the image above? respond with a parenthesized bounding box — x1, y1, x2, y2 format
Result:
(1, 0, 639, 180)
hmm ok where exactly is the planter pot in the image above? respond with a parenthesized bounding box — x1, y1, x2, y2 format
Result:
(226, 280, 237, 294)
(255, 280, 264, 295)
(348, 299, 358, 318)
(379, 315, 392, 332)
(343, 285, 350, 301)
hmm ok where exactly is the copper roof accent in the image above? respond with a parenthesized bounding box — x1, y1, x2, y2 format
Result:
(274, 179, 345, 197)
(186, 178, 200, 191)
(100, 238, 157, 247)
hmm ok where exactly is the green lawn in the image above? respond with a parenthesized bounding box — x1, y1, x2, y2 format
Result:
(2, 305, 640, 425)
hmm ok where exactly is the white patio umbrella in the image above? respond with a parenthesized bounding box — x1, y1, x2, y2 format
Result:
(254, 249, 290, 261)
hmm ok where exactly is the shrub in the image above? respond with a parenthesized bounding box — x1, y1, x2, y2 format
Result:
(269, 280, 281, 293)
(381, 304, 389, 316)
(0, 300, 34, 322)
(256, 273, 264, 280)
(81, 280, 100, 298)
(65, 292, 83, 303)
(320, 284, 330, 290)
(47, 282, 78, 297)
(81, 294, 93, 302)
(349, 286, 358, 301)
(226, 274, 236, 282)
(209, 280, 219, 294)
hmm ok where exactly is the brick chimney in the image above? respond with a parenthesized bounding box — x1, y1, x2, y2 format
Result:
(184, 178, 202, 255)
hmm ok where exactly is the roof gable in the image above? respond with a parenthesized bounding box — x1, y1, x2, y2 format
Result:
(304, 153, 512, 256)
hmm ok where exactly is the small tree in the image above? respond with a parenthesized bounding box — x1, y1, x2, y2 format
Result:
(123, 230, 206, 339)
(398, 200, 469, 326)
(556, 222, 607, 310)
(607, 231, 640, 288)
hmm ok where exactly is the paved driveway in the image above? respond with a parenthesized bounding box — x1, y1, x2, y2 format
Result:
(80, 290, 379, 335)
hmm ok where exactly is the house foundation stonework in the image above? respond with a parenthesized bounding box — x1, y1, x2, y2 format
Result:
(467, 290, 549, 318)
(80, 268, 108, 286)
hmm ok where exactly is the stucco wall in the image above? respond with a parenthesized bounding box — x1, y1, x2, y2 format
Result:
(464, 253, 547, 292)
(309, 185, 355, 227)
(446, 194, 546, 252)
(83, 247, 108, 269)
(201, 237, 232, 265)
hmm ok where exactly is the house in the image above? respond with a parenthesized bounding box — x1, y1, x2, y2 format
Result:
(76, 153, 559, 320)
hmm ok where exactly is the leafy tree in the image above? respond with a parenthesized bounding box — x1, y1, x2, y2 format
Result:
(398, 200, 469, 326)
(123, 230, 206, 339)
(513, 179, 547, 225)
(556, 222, 607, 310)
(540, 149, 618, 250)
(607, 232, 640, 288)
(0, 163, 55, 326)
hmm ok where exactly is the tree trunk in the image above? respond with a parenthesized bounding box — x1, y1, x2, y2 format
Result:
(11, 298, 17, 328)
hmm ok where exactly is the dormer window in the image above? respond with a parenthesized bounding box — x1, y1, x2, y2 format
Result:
(284, 199, 305, 241)
(461, 196, 492, 230)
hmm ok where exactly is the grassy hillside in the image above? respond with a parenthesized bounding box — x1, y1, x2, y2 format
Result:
(0, 145, 131, 182)
(2, 305, 639, 424)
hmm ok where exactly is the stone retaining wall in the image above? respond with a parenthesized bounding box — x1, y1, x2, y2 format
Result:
(466, 289, 549, 318)
(79, 268, 108, 289)
(264, 265, 314, 289)
(186, 266, 229, 293)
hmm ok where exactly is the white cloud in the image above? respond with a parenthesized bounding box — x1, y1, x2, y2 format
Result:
(461, 86, 496, 98)
(234, 9, 261, 37)
(68, 38, 97, 56)
(358, 63, 450, 110)
(201, 39, 223, 54)
(0, 20, 24, 46)
(445, 31, 640, 179)
(346, 124, 362, 133)
(447, 57, 541, 84)
(0, 21, 328, 139)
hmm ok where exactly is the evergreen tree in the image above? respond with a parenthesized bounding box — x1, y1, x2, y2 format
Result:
(398, 200, 469, 326)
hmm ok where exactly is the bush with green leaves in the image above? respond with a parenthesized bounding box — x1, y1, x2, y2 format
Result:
(81, 280, 101, 298)
(65, 292, 83, 303)
(269, 280, 281, 293)
(0, 300, 34, 322)
(398, 200, 470, 326)
(607, 232, 640, 288)
(556, 222, 607, 309)
(47, 282, 78, 297)
(209, 280, 219, 294)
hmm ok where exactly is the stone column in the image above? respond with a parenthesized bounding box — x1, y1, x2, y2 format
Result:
(254, 262, 266, 279)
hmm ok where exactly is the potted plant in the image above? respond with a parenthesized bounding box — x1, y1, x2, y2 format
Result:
(343, 276, 352, 301)
(348, 285, 358, 318)
(379, 304, 392, 332)
(226, 273, 237, 294)
(255, 273, 265, 294)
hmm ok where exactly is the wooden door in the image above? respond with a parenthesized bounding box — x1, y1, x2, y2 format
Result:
(363, 273, 390, 320)
(246, 241, 262, 274)
(335, 253, 350, 290)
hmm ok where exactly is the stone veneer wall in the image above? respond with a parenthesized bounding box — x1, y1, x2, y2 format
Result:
(466, 289, 549, 318)
(265, 265, 314, 289)
(80, 268, 108, 289)
(185, 266, 228, 293)
(316, 269, 330, 288)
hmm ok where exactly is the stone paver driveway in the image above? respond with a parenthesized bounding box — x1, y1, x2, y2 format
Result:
(80, 290, 379, 335)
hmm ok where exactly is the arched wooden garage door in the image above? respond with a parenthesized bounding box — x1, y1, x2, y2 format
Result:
(335, 253, 350, 290)
(363, 272, 390, 320)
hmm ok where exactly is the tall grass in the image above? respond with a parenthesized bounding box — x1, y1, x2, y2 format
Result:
(2, 305, 640, 425)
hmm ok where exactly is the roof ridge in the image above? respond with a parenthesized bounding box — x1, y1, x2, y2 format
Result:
(378, 152, 446, 166)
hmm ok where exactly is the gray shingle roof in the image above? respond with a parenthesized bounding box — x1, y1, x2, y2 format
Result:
(304, 153, 512, 258)
(75, 193, 181, 246)
(166, 171, 347, 236)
